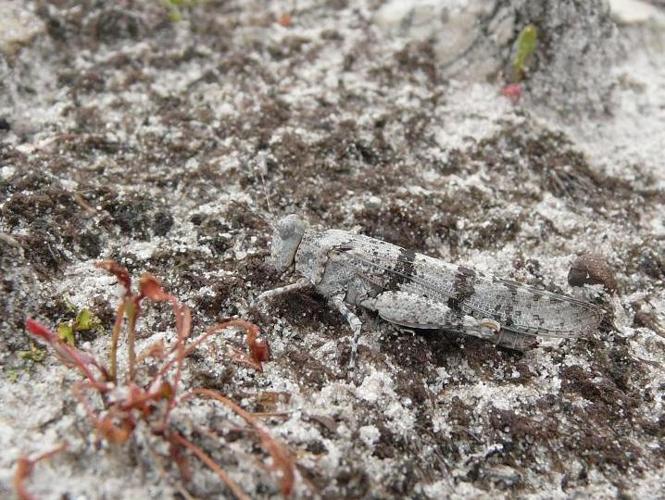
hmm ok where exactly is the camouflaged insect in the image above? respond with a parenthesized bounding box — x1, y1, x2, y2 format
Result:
(257, 215, 604, 367)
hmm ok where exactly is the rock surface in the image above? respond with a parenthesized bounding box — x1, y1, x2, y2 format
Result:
(1, 1, 664, 498)
(0, 1, 45, 56)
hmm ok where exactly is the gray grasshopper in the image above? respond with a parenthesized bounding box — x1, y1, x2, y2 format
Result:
(257, 215, 604, 366)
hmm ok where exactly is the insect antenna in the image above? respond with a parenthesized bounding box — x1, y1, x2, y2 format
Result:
(258, 170, 275, 229)
(251, 151, 277, 230)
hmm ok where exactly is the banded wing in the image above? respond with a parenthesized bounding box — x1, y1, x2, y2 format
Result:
(450, 273, 604, 338)
(341, 246, 604, 339)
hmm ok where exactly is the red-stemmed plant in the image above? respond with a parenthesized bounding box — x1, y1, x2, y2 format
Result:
(18, 261, 292, 499)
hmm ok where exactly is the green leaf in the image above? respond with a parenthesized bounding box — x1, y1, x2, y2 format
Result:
(57, 323, 76, 345)
(18, 343, 47, 363)
(513, 24, 538, 81)
(168, 8, 182, 22)
(6, 369, 20, 382)
(75, 309, 94, 331)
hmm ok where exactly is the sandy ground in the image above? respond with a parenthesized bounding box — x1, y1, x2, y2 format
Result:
(1, 1, 664, 498)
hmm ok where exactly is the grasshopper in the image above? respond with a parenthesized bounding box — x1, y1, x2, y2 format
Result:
(257, 215, 604, 367)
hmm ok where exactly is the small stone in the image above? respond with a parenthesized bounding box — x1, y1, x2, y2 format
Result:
(568, 253, 617, 292)
(609, 0, 665, 26)
(365, 196, 382, 209)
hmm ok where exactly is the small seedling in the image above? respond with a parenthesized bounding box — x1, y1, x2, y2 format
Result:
(512, 24, 538, 82)
(6, 369, 20, 383)
(19, 261, 292, 499)
(163, 0, 200, 22)
(17, 343, 46, 363)
(56, 307, 101, 346)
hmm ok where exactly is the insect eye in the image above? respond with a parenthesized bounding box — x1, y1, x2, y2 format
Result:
(277, 215, 306, 241)
(279, 222, 296, 238)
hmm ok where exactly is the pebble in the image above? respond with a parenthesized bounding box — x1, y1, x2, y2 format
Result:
(568, 253, 617, 292)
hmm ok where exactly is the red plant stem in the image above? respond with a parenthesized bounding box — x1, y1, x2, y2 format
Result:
(73, 382, 135, 444)
(126, 297, 141, 382)
(187, 320, 258, 358)
(170, 432, 250, 500)
(72, 381, 106, 424)
(155, 319, 235, 380)
(109, 300, 126, 383)
(14, 457, 34, 500)
(66, 352, 105, 390)
(119, 383, 163, 412)
(14, 443, 67, 500)
(25, 319, 107, 390)
(160, 304, 191, 429)
(189, 388, 294, 496)
(157, 320, 264, 388)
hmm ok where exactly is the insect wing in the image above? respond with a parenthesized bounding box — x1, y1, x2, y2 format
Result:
(339, 242, 603, 339)
(455, 275, 604, 338)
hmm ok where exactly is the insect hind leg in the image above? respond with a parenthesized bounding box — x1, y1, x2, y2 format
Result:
(493, 328, 538, 351)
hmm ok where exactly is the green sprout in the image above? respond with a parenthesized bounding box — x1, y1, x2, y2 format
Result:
(18, 343, 47, 363)
(6, 369, 20, 382)
(512, 24, 538, 82)
(57, 324, 76, 346)
(163, 0, 201, 22)
(56, 308, 102, 346)
(75, 308, 96, 330)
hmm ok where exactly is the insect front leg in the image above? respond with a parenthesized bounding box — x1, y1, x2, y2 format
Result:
(330, 294, 362, 369)
(254, 278, 311, 305)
